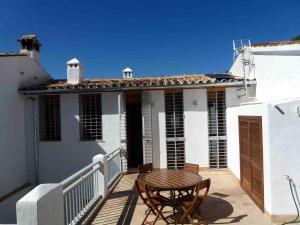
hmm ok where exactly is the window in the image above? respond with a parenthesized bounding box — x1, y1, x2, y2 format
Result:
(165, 90, 185, 169)
(79, 94, 102, 141)
(207, 90, 227, 169)
(39, 95, 61, 141)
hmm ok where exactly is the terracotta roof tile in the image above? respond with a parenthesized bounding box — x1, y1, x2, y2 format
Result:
(20, 73, 244, 93)
(252, 40, 300, 47)
(0, 52, 28, 57)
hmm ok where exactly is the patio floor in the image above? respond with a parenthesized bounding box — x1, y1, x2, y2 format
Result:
(90, 170, 273, 225)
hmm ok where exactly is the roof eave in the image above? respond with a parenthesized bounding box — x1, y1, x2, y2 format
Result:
(19, 80, 256, 95)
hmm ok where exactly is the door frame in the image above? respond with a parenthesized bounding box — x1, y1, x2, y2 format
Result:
(238, 116, 264, 211)
(125, 91, 143, 169)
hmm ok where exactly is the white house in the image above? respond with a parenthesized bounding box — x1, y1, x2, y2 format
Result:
(20, 67, 249, 182)
(0, 35, 50, 222)
(1, 36, 300, 224)
(227, 40, 300, 221)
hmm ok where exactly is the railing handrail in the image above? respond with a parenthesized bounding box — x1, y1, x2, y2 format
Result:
(62, 165, 100, 194)
(61, 148, 121, 189)
(60, 161, 100, 188)
(106, 148, 120, 162)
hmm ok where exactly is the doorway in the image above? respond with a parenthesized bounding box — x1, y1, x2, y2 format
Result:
(126, 91, 143, 169)
(239, 116, 264, 211)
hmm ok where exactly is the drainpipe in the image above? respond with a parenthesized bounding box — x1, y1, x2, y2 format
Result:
(28, 96, 39, 185)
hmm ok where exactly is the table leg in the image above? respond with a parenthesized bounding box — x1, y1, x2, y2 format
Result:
(170, 190, 177, 225)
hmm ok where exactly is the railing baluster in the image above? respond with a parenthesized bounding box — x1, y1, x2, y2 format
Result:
(68, 191, 72, 225)
(79, 182, 83, 216)
(72, 189, 75, 224)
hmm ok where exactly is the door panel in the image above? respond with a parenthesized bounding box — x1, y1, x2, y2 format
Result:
(239, 116, 264, 211)
(208, 90, 227, 168)
(142, 92, 153, 164)
(165, 91, 185, 169)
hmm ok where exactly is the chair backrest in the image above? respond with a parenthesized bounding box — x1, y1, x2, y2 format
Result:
(138, 163, 153, 174)
(135, 178, 148, 204)
(135, 178, 156, 207)
(187, 178, 211, 207)
(183, 163, 199, 174)
(195, 178, 211, 201)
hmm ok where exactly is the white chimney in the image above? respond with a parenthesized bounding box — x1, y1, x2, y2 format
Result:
(67, 58, 83, 84)
(18, 34, 41, 63)
(122, 67, 133, 78)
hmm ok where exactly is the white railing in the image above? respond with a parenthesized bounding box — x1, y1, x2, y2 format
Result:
(61, 148, 123, 225)
(16, 149, 123, 225)
(61, 161, 102, 225)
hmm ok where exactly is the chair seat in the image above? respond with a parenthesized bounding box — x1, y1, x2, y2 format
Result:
(147, 195, 172, 206)
(176, 194, 204, 207)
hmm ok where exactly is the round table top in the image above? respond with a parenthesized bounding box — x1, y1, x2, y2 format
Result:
(141, 169, 202, 191)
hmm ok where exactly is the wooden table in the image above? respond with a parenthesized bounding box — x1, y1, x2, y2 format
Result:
(141, 169, 202, 224)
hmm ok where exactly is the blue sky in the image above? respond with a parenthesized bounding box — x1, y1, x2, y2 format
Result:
(0, 0, 299, 79)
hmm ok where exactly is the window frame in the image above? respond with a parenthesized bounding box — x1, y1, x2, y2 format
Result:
(38, 94, 61, 142)
(79, 93, 103, 141)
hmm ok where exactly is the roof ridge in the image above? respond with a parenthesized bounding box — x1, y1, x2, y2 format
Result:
(19, 73, 244, 93)
(252, 40, 300, 47)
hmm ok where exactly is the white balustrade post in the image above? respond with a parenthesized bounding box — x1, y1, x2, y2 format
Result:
(93, 154, 108, 197)
(16, 184, 64, 225)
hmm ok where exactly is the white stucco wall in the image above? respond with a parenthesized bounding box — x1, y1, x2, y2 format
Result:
(266, 99, 300, 215)
(184, 89, 209, 167)
(230, 44, 300, 102)
(228, 44, 300, 216)
(226, 103, 271, 214)
(0, 56, 49, 224)
(254, 55, 300, 101)
(38, 92, 122, 183)
(0, 56, 49, 197)
(149, 90, 166, 168)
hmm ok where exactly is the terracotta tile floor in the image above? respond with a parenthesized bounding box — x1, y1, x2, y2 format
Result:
(91, 170, 274, 225)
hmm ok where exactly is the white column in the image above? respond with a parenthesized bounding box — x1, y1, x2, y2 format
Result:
(16, 184, 64, 225)
(93, 154, 108, 196)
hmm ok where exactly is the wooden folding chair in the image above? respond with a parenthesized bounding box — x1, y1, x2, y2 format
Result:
(183, 163, 199, 174)
(178, 163, 200, 197)
(135, 179, 171, 225)
(138, 163, 153, 174)
(177, 178, 211, 225)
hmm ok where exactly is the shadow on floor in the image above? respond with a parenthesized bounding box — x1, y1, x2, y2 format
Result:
(202, 196, 247, 224)
(116, 187, 139, 225)
(91, 179, 139, 225)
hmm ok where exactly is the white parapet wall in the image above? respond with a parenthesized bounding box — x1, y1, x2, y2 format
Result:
(16, 184, 64, 225)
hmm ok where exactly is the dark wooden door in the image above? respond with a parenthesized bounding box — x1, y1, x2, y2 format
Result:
(126, 92, 143, 169)
(239, 116, 264, 211)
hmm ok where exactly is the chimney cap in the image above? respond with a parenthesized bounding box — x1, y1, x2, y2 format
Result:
(123, 67, 133, 73)
(67, 58, 80, 65)
(18, 34, 41, 47)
